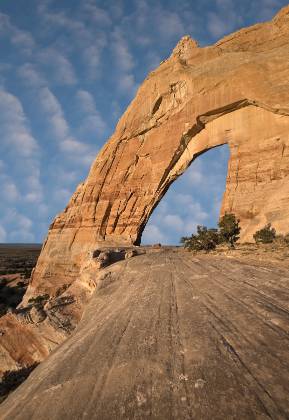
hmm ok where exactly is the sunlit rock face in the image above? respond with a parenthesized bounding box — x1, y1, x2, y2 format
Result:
(22, 6, 289, 302)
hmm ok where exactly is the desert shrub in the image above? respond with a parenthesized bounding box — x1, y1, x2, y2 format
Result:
(181, 226, 219, 251)
(274, 233, 289, 246)
(253, 224, 276, 244)
(218, 213, 241, 248)
(28, 294, 49, 306)
(55, 284, 69, 297)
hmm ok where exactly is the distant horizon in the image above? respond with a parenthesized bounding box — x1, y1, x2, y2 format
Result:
(0, 243, 42, 246)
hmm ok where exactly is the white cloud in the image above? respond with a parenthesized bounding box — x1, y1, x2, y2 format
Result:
(18, 63, 46, 87)
(37, 87, 97, 166)
(10, 229, 35, 243)
(207, 1, 242, 38)
(60, 138, 97, 167)
(3, 181, 19, 202)
(156, 9, 186, 39)
(37, 0, 110, 80)
(187, 202, 208, 221)
(37, 204, 49, 217)
(0, 12, 35, 54)
(109, 2, 124, 20)
(207, 13, 229, 38)
(0, 87, 45, 221)
(118, 74, 138, 96)
(24, 173, 43, 203)
(38, 87, 63, 115)
(53, 187, 72, 203)
(2, 209, 35, 242)
(146, 51, 162, 70)
(51, 114, 70, 139)
(141, 224, 168, 244)
(11, 31, 35, 51)
(0, 12, 9, 29)
(0, 225, 7, 242)
(82, 41, 106, 79)
(163, 214, 184, 232)
(144, 198, 208, 244)
(76, 90, 97, 114)
(38, 48, 77, 85)
(37, 3, 90, 42)
(50, 167, 79, 185)
(256, 0, 282, 20)
(80, 115, 107, 135)
(174, 194, 208, 221)
(60, 138, 90, 154)
(78, 152, 97, 167)
(0, 90, 38, 156)
(76, 90, 106, 135)
(83, 3, 112, 26)
(38, 87, 69, 139)
(112, 30, 135, 72)
(18, 214, 33, 230)
(186, 161, 204, 185)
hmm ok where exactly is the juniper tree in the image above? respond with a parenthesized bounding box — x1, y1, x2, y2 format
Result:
(218, 213, 241, 248)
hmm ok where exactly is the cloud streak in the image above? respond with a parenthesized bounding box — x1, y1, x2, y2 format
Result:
(0, 90, 38, 157)
(0, 12, 35, 54)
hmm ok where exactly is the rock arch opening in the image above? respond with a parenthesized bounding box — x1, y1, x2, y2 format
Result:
(141, 144, 230, 245)
(134, 105, 289, 246)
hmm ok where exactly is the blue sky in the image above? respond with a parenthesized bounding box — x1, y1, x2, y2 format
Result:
(0, 0, 287, 244)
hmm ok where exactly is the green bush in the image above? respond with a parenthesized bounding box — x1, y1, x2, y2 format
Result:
(218, 213, 241, 248)
(181, 213, 241, 252)
(253, 224, 276, 244)
(181, 226, 219, 252)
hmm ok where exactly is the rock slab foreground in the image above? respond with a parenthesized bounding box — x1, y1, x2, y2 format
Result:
(1, 250, 289, 419)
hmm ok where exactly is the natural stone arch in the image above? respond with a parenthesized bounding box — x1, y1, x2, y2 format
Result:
(26, 6, 289, 299)
(137, 104, 289, 245)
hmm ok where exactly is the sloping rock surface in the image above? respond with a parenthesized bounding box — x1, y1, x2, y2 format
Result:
(1, 249, 289, 419)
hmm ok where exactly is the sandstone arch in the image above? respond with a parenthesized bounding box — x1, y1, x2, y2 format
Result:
(27, 6, 289, 298)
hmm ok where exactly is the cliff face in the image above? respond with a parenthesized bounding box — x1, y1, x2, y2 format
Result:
(1, 6, 289, 373)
